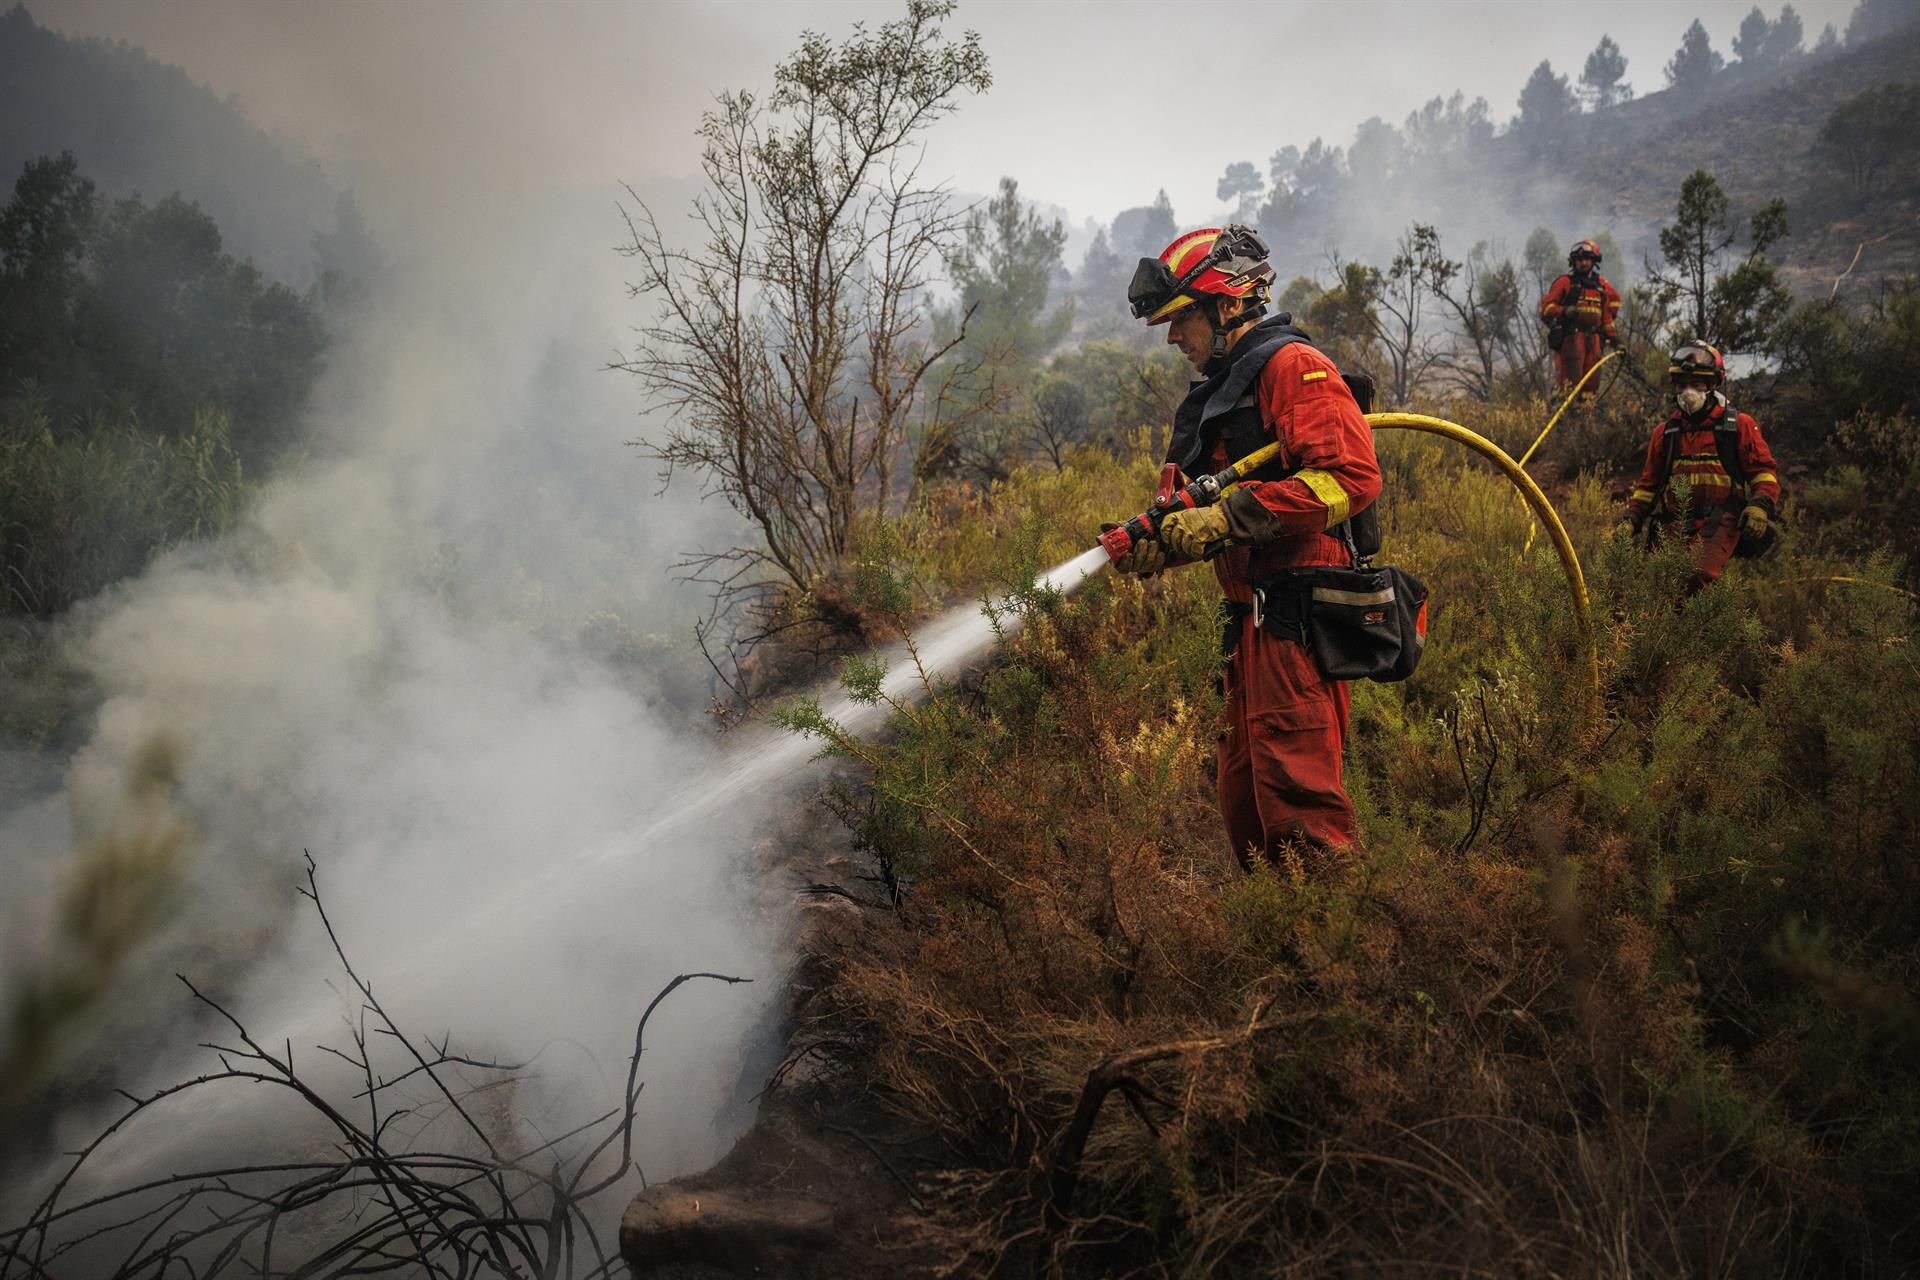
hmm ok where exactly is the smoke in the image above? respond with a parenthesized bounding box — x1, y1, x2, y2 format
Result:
(0, 174, 788, 1205)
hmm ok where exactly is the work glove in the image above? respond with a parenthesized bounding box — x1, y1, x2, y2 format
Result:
(1099, 523, 1167, 577)
(1158, 504, 1234, 561)
(1739, 504, 1769, 539)
(1615, 511, 1646, 540)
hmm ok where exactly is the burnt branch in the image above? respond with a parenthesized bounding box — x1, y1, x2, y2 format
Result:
(0, 858, 750, 1280)
(1043, 1009, 1318, 1226)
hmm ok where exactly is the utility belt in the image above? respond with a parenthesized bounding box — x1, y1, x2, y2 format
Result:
(1220, 562, 1428, 684)
(1648, 497, 1778, 559)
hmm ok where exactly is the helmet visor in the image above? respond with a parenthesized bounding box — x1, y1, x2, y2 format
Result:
(1667, 343, 1722, 382)
(1128, 257, 1179, 320)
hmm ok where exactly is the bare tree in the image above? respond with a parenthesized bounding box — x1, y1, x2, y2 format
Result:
(1023, 374, 1091, 471)
(1333, 224, 1445, 404)
(614, 1, 991, 696)
(1423, 234, 1532, 403)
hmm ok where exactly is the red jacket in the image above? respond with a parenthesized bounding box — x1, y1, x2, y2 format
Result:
(1212, 342, 1382, 605)
(1539, 271, 1620, 338)
(1626, 399, 1781, 522)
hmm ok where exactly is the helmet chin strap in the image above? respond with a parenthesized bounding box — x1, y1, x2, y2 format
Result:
(1209, 325, 1232, 360)
(1205, 296, 1268, 360)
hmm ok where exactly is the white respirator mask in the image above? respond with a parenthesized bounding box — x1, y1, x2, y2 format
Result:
(1676, 387, 1710, 415)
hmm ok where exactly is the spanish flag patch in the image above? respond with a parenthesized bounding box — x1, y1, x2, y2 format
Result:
(1301, 369, 1328, 383)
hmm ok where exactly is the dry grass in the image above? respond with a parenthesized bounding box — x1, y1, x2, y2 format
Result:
(776, 395, 1919, 1276)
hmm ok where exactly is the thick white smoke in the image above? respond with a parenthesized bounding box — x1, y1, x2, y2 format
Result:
(0, 181, 786, 1198)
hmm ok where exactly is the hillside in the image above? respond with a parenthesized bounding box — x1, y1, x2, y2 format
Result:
(1241, 21, 1920, 300)
(1567, 22, 1920, 296)
(0, 3, 357, 288)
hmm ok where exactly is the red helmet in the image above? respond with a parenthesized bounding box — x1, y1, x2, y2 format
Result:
(1667, 340, 1726, 386)
(1128, 224, 1274, 325)
(1568, 238, 1602, 266)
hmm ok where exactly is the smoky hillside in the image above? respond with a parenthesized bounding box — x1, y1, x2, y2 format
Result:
(1065, 8, 1920, 331)
(0, 4, 362, 288)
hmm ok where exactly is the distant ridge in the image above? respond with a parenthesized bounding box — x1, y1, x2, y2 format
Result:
(1237, 18, 1920, 300)
(1558, 19, 1920, 295)
(0, 3, 346, 287)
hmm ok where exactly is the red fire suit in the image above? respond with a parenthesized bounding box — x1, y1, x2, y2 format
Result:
(1204, 342, 1382, 863)
(1625, 399, 1780, 592)
(1539, 271, 1621, 389)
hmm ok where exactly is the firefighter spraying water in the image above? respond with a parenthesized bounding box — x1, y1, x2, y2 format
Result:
(1087, 225, 1614, 871)
(1096, 225, 1391, 867)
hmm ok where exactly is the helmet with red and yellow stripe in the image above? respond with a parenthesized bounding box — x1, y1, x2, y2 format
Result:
(1128, 224, 1275, 326)
(1667, 340, 1727, 386)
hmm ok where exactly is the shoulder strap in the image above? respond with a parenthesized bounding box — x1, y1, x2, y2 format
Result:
(1165, 321, 1311, 470)
(1651, 409, 1748, 499)
(1341, 371, 1375, 413)
(1651, 418, 1684, 493)
(1713, 407, 1748, 485)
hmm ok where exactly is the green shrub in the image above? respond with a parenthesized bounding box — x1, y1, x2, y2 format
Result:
(0, 386, 248, 615)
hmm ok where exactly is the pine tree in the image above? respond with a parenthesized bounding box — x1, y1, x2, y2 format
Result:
(1267, 145, 1300, 192)
(1764, 4, 1806, 60)
(1580, 35, 1632, 108)
(946, 176, 1072, 363)
(1819, 83, 1920, 196)
(1732, 6, 1772, 62)
(1074, 227, 1122, 303)
(1666, 19, 1726, 91)
(1648, 169, 1790, 351)
(1110, 189, 1176, 259)
(1349, 117, 1409, 178)
(1293, 139, 1347, 198)
(1846, 0, 1920, 46)
(1215, 161, 1264, 218)
(1514, 60, 1580, 147)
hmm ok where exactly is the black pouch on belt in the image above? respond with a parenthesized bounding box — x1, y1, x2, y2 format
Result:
(1253, 564, 1429, 683)
(1305, 565, 1428, 682)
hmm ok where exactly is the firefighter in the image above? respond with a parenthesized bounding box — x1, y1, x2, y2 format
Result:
(1114, 226, 1382, 866)
(1538, 238, 1621, 391)
(1622, 341, 1781, 593)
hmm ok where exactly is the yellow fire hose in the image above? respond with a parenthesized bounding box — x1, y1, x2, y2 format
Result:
(1367, 412, 1600, 705)
(1156, 414, 1599, 703)
(1518, 348, 1621, 467)
(1516, 349, 1622, 560)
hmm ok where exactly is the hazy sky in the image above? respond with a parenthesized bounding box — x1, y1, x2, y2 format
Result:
(34, 0, 1861, 233)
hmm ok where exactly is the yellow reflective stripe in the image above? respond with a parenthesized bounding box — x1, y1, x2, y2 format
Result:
(1750, 471, 1777, 488)
(1630, 488, 1656, 501)
(1295, 468, 1350, 528)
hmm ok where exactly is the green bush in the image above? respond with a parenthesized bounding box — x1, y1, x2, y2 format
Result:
(0, 386, 247, 615)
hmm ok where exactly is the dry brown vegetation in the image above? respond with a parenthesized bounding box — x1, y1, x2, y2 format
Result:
(771, 383, 1920, 1276)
